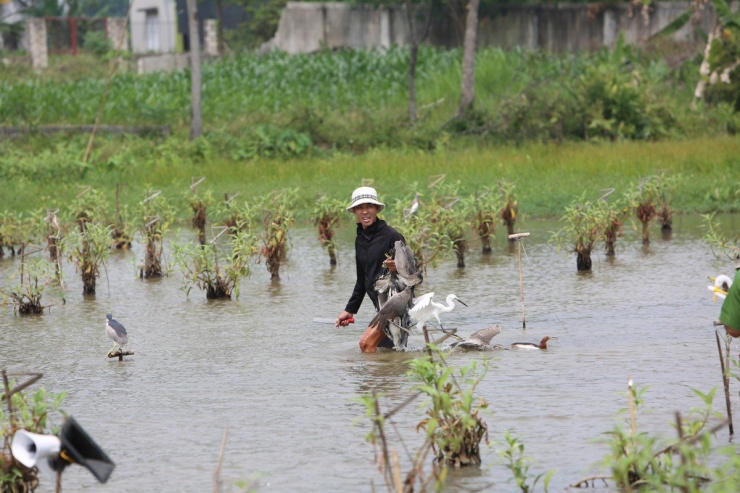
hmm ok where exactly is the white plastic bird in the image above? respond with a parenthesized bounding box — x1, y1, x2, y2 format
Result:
(409, 292, 467, 331)
(403, 193, 421, 219)
(708, 274, 733, 301)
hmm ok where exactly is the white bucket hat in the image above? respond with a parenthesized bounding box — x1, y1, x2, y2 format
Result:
(346, 186, 385, 212)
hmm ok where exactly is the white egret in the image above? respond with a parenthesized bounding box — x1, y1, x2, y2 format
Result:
(409, 292, 467, 332)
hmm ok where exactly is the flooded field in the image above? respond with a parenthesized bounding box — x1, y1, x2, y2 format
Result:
(1, 214, 739, 492)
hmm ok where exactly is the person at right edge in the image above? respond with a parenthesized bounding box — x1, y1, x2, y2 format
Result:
(720, 264, 740, 338)
(335, 186, 405, 352)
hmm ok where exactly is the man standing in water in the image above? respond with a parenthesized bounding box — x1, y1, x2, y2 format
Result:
(335, 186, 404, 352)
(720, 264, 740, 338)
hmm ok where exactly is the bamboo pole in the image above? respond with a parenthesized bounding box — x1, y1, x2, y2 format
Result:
(509, 232, 530, 329)
(714, 324, 734, 435)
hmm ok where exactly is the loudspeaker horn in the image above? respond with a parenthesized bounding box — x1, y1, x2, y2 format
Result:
(11, 429, 62, 479)
(11, 416, 116, 484)
(58, 416, 116, 483)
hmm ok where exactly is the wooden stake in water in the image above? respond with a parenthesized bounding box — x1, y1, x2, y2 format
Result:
(509, 232, 530, 329)
(714, 321, 734, 435)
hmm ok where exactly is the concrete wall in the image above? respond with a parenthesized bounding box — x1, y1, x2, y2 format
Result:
(130, 0, 178, 53)
(263, 2, 415, 53)
(136, 52, 190, 73)
(106, 17, 130, 51)
(266, 1, 726, 54)
(27, 18, 47, 69)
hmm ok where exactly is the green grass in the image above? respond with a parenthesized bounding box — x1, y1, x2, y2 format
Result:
(2, 133, 738, 223)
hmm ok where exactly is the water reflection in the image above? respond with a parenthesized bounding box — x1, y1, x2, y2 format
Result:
(0, 215, 739, 492)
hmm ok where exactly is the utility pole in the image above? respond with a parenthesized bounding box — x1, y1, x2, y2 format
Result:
(186, 0, 203, 140)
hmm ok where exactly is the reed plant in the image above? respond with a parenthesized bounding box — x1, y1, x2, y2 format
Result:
(171, 227, 258, 299)
(61, 221, 112, 296)
(311, 194, 345, 266)
(428, 182, 469, 268)
(600, 380, 729, 492)
(0, 256, 57, 315)
(702, 212, 740, 260)
(139, 191, 177, 278)
(551, 193, 608, 271)
(254, 189, 297, 280)
(464, 186, 502, 254)
(407, 346, 489, 468)
(625, 173, 678, 245)
(498, 430, 554, 493)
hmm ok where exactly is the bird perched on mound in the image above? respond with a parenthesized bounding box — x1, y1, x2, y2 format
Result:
(451, 325, 503, 350)
(105, 314, 128, 353)
(511, 336, 555, 350)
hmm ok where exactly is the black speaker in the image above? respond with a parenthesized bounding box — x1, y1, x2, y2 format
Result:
(57, 416, 116, 483)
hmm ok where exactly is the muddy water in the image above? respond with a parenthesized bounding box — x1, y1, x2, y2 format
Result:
(1, 214, 739, 492)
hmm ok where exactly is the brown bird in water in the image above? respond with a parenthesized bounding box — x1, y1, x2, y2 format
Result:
(451, 325, 503, 350)
(511, 336, 556, 350)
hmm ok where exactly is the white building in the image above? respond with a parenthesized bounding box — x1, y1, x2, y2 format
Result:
(130, 0, 178, 53)
(0, 0, 25, 49)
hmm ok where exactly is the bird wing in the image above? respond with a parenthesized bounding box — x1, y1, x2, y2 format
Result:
(369, 287, 412, 343)
(393, 240, 421, 286)
(409, 292, 434, 317)
(468, 325, 501, 345)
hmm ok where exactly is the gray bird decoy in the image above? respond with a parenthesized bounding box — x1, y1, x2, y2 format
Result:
(368, 286, 413, 349)
(105, 314, 128, 353)
(375, 240, 423, 307)
(451, 325, 503, 350)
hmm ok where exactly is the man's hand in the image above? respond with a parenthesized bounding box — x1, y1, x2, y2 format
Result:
(336, 311, 355, 327)
(384, 259, 398, 272)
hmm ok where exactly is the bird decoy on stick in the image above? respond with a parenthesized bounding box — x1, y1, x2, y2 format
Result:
(105, 314, 133, 360)
(511, 336, 556, 350)
(451, 325, 504, 351)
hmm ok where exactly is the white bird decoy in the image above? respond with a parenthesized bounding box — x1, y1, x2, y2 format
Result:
(708, 274, 733, 301)
(105, 314, 129, 353)
(409, 292, 467, 332)
(403, 193, 421, 219)
(511, 336, 556, 350)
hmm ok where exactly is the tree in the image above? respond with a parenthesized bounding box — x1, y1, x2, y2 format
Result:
(403, 0, 435, 124)
(652, 0, 740, 111)
(186, 0, 203, 140)
(458, 0, 480, 115)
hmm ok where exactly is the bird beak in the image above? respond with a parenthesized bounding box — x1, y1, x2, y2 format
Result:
(457, 299, 468, 307)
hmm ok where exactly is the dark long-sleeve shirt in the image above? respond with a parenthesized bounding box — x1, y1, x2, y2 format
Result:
(344, 219, 404, 314)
